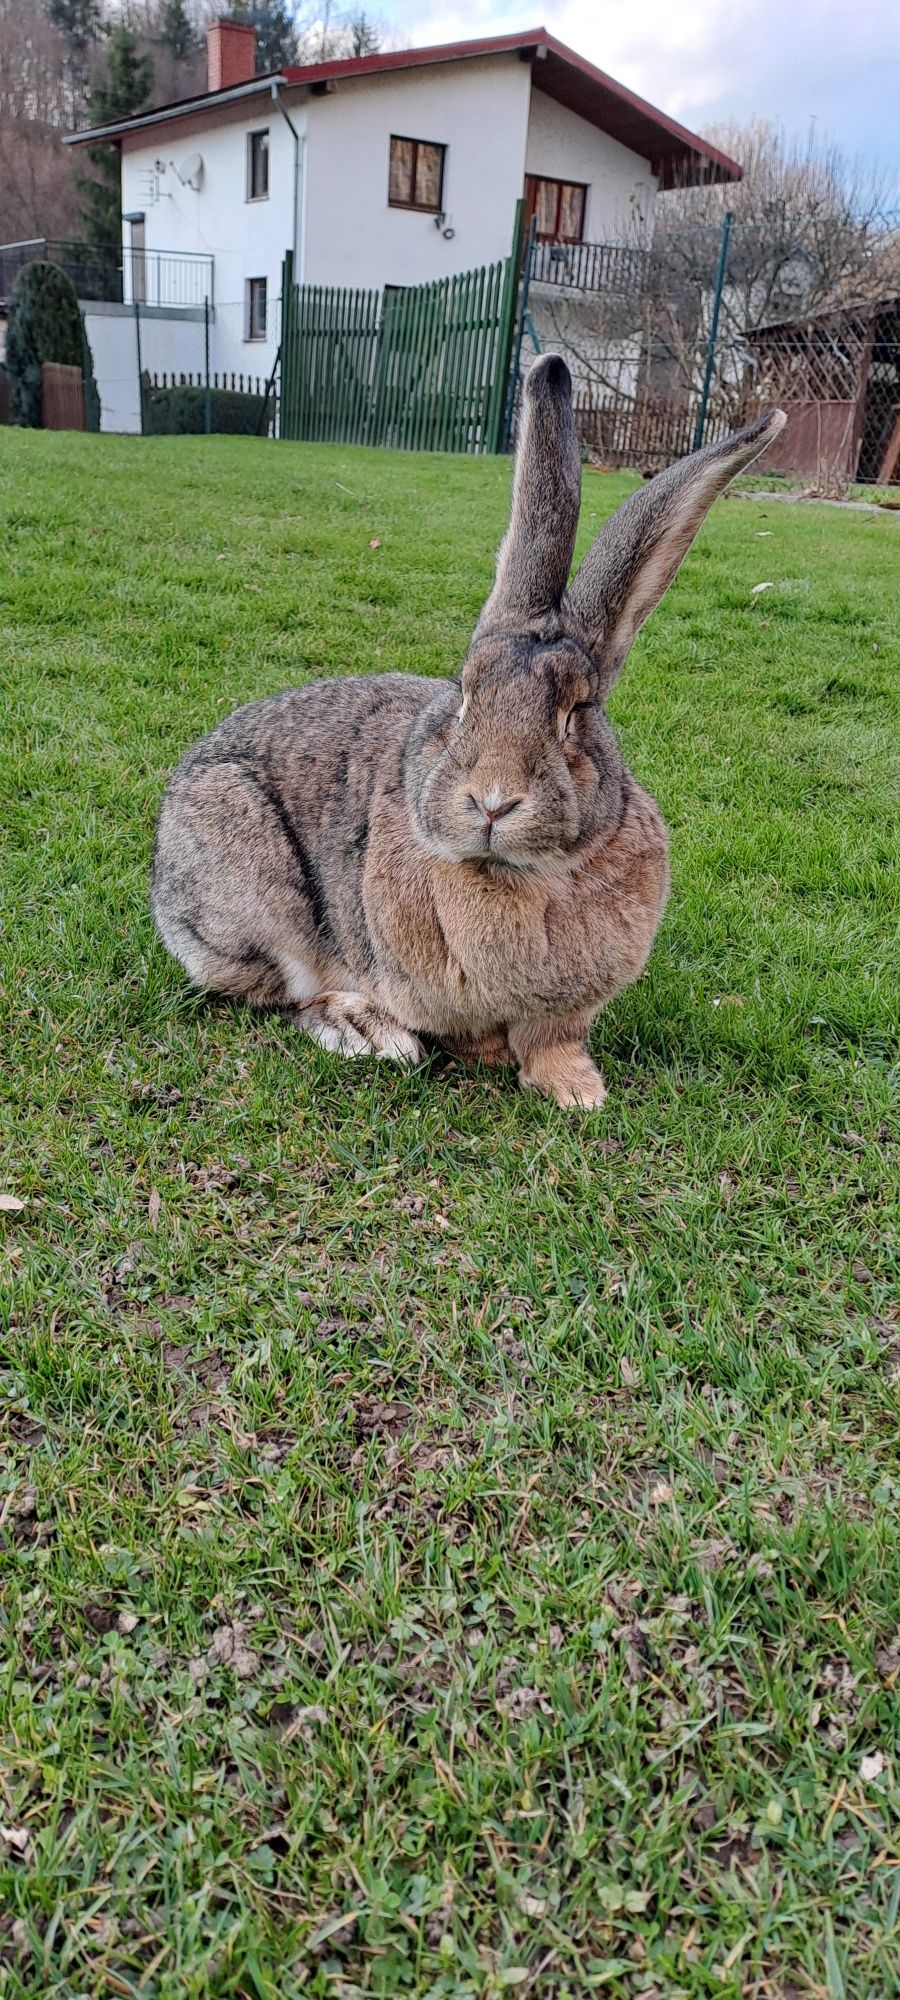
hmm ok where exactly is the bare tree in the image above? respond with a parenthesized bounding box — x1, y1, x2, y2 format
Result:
(534, 121, 900, 429)
(0, 0, 82, 239)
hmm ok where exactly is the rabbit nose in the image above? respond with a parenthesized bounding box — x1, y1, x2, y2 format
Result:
(472, 791, 522, 823)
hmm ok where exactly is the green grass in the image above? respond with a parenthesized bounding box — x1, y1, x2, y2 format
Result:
(1, 430, 899, 2000)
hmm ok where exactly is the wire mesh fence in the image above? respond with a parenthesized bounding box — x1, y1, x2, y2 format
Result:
(138, 299, 278, 436)
(522, 211, 900, 486)
(65, 205, 900, 488)
(79, 298, 279, 437)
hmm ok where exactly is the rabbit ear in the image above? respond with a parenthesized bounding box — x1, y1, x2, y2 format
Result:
(476, 354, 582, 635)
(564, 408, 787, 696)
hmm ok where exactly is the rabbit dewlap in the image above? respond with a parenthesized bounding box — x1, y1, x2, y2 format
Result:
(152, 358, 784, 1108)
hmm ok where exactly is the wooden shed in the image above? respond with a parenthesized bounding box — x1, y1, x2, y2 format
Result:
(746, 296, 900, 485)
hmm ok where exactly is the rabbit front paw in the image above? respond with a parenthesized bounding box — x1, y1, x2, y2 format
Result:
(515, 1038, 608, 1111)
(294, 994, 424, 1067)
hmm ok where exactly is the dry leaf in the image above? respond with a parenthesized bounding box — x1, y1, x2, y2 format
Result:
(368, 536, 381, 549)
(282, 1702, 328, 1743)
(117, 1611, 139, 1635)
(0, 1193, 25, 1213)
(650, 1481, 674, 1506)
(148, 1187, 161, 1231)
(517, 1890, 548, 1917)
(208, 1620, 259, 1679)
(751, 581, 775, 596)
(1, 1827, 31, 1857)
(497, 1685, 552, 1722)
(859, 1749, 885, 1781)
(875, 1633, 900, 1682)
(619, 1355, 639, 1387)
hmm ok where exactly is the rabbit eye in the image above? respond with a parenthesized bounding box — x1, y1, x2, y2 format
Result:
(562, 702, 591, 739)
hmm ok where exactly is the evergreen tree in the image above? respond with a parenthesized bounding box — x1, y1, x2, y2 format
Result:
(77, 25, 154, 261)
(46, 0, 103, 55)
(347, 13, 380, 57)
(45, 0, 104, 114)
(228, 2, 296, 72)
(158, 0, 197, 62)
(6, 261, 86, 427)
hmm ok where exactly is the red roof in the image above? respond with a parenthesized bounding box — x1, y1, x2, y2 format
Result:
(282, 29, 740, 187)
(64, 25, 740, 186)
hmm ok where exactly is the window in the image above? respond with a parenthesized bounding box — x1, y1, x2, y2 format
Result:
(245, 276, 267, 340)
(247, 128, 269, 201)
(388, 134, 445, 213)
(524, 175, 587, 243)
(129, 214, 146, 303)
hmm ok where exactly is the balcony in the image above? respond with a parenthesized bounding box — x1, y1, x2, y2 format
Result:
(529, 239, 651, 295)
(122, 247, 214, 310)
(0, 239, 214, 311)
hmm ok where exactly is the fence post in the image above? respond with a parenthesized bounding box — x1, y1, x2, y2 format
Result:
(485, 198, 525, 455)
(257, 343, 281, 437)
(280, 254, 294, 439)
(500, 214, 537, 453)
(204, 295, 212, 436)
(133, 298, 144, 436)
(693, 209, 733, 451)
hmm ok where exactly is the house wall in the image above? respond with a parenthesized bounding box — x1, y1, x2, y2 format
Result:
(302, 55, 532, 288)
(525, 88, 657, 241)
(82, 306, 142, 431)
(121, 89, 304, 368)
(110, 55, 662, 400)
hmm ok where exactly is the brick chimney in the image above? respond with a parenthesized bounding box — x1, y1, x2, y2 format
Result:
(207, 20, 256, 93)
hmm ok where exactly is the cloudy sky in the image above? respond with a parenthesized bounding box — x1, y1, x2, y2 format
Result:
(383, 0, 900, 180)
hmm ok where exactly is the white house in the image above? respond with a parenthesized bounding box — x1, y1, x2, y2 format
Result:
(64, 22, 739, 432)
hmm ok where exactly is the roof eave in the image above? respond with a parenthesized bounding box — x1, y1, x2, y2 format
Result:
(62, 69, 287, 145)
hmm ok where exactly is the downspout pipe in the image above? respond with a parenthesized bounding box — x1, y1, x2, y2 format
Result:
(271, 80, 301, 275)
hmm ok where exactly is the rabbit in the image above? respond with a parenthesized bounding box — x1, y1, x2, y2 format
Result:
(151, 357, 784, 1108)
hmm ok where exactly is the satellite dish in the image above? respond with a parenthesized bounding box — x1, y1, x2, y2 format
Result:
(179, 152, 204, 191)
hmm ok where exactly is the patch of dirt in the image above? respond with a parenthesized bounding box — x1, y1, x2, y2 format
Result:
(150, 1325, 234, 1430)
(1, 1485, 52, 1553)
(736, 488, 899, 516)
(191, 1618, 261, 1686)
(184, 1161, 242, 1193)
(350, 1395, 412, 1440)
(82, 1600, 119, 1635)
(130, 1080, 183, 1107)
(875, 1632, 900, 1683)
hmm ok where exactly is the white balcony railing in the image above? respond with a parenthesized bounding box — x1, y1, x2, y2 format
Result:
(122, 247, 215, 309)
(529, 239, 651, 294)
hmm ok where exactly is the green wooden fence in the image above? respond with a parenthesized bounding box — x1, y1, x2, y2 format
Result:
(279, 208, 523, 454)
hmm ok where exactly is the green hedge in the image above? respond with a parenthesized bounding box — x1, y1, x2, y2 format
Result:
(141, 382, 273, 436)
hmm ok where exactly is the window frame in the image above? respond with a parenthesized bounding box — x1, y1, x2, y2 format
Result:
(388, 133, 446, 215)
(524, 174, 588, 244)
(246, 127, 270, 203)
(245, 275, 268, 341)
(129, 213, 146, 304)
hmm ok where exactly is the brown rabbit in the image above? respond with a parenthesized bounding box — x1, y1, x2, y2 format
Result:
(151, 358, 784, 1108)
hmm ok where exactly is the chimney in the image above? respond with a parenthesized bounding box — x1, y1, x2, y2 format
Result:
(207, 20, 256, 93)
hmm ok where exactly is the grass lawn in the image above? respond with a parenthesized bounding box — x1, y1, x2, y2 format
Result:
(1, 430, 898, 2000)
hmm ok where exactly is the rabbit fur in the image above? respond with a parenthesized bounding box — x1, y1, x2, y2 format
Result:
(152, 358, 784, 1108)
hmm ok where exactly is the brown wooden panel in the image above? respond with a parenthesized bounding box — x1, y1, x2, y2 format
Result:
(756, 400, 856, 480)
(42, 363, 85, 432)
